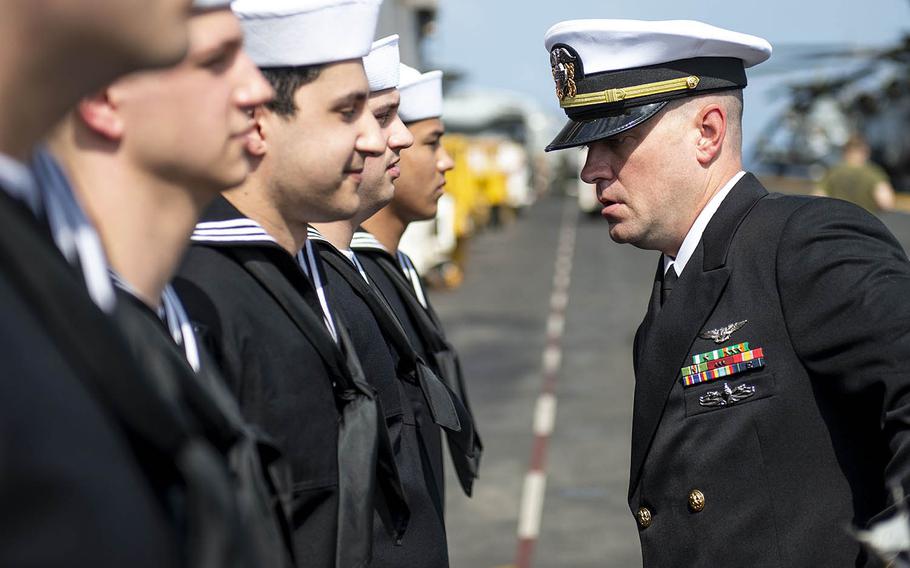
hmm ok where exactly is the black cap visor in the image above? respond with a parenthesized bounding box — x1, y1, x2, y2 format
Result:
(545, 101, 667, 152)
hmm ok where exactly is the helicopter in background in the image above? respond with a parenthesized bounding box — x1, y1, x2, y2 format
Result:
(751, 33, 910, 190)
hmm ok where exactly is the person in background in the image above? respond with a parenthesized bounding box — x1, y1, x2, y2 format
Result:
(814, 133, 896, 213)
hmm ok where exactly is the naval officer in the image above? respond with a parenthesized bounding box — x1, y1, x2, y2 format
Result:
(175, 1, 410, 565)
(543, 19, 910, 567)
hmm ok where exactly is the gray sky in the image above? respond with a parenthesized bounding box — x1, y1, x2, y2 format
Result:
(426, 0, 909, 160)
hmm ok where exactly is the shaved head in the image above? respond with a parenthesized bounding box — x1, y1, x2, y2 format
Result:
(664, 89, 743, 155)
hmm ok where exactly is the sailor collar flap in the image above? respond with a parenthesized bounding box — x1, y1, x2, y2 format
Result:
(350, 229, 393, 257)
(307, 225, 367, 276)
(191, 197, 282, 249)
(315, 245, 467, 435)
(306, 224, 330, 244)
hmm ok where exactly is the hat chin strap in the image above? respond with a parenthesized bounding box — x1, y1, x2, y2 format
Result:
(561, 75, 700, 109)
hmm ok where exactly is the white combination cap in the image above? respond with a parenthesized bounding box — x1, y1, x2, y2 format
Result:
(232, 0, 383, 68)
(363, 35, 400, 92)
(544, 19, 771, 74)
(542, 19, 772, 151)
(398, 64, 443, 123)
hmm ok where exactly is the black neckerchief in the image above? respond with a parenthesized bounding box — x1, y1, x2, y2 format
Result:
(318, 232, 482, 496)
(351, 230, 483, 495)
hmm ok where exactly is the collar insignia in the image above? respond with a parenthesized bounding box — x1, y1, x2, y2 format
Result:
(550, 47, 578, 101)
(699, 320, 748, 344)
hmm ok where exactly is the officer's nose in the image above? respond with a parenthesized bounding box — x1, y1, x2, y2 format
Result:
(580, 142, 615, 184)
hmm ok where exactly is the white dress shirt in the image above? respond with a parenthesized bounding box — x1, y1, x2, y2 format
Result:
(664, 171, 746, 277)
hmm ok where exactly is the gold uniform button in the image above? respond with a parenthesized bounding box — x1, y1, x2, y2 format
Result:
(636, 507, 652, 529)
(688, 489, 705, 513)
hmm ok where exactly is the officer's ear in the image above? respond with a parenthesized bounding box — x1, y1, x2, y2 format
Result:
(76, 88, 124, 141)
(244, 106, 269, 157)
(694, 102, 727, 166)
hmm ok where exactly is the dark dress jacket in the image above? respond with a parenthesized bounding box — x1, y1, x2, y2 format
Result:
(174, 197, 407, 567)
(310, 230, 449, 568)
(112, 288, 296, 567)
(351, 232, 483, 497)
(631, 173, 910, 567)
(0, 190, 181, 567)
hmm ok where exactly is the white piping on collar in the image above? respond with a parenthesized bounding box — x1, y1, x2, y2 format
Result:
(33, 150, 116, 312)
(342, 249, 371, 283)
(350, 230, 389, 253)
(306, 225, 329, 243)
(298, 239, 339, 343)
(110, 271, 202, 373)
(0, 152, 40, 215)
(309, 225, 370, 283)
(162, 284, 201, 373)
(397, 251, 428, 309)
(191, 218, 278, 244)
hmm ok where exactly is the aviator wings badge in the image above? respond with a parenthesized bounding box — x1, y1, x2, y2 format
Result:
(550, 47, 578, 101)
(699, 320, 748, 344)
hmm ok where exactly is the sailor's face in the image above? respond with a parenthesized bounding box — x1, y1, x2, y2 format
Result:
(265, 60, 385, 223)
(391, 118, 453, 222)
(358, 88, 414, 219)
(112, 9, 273, 195)
(580, 106, 693, 253)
